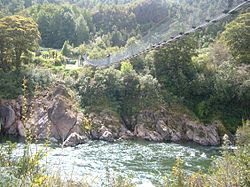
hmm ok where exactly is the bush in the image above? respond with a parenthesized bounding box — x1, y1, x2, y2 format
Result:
(0, 70, 23, 99)
(220, 13, 250, 64)
(76, 65, 162, 125)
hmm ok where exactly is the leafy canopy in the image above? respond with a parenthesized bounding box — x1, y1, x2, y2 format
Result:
(0, 15, 40, 71)
(220, 12, 250, 64)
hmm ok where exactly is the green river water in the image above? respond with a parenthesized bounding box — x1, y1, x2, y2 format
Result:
(1, 139, 221, 186)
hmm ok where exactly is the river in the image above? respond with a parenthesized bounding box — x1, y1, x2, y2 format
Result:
(1, 139, 221, 186)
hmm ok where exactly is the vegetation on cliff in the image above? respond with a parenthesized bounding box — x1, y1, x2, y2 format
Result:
(0, 0, 249, 186)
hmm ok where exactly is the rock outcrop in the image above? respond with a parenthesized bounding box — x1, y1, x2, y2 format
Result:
(134, 123, 163, 142)
(84, 108, 221, 145)
(48, 96, 77, 141)
(0, 86, 222, 146)
(0, 84, 87, 146)
(132, 109, 221, 145)
(0, 100, 19, 135)
(87, 110, 121, 142)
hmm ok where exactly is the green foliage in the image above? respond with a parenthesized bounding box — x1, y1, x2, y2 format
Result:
(0, 15, 40, 71)
(0, 81, 48, 185)
(220, 12, 250, 64)
(190, 40, 250, 131)
(196, 101, 210, 120)
(76, 65, 161, 129)
(170, 158, 185, 187)
(0, 70, 23, 99)
(236, 120, 250, 146)
(121, 61, 133, 74)
(0, 67, 56, 99)
(15, 0, 233, 51)
(154, 35, 198, 98)
(205, 121, 250, 187)
(61, 41, 72, 57)
(75, 16, 90, 46)
(26, 4, 90, 48)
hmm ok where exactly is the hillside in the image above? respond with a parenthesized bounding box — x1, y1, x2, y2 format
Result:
(0, 0, 249, 132)
(0, 0, 250, 186)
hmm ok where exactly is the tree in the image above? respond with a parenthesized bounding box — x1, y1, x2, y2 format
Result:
(154, 36, 198, 98)
(220, 13, 250, 64)
(0, 15, 40, 71)
(61, 41, 72, 57)
(75, 16, 90, 46)
(6, 0, 24, 14)
(37, 10, 52, 47)
(111, 30, 124, 47)
(56, 10, 76, 47)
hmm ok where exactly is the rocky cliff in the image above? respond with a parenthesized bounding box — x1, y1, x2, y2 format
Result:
(0, 85, 222, 146)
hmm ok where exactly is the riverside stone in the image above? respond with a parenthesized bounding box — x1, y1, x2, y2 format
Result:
(0, 105, 16, 130)
(63, 132, 87, 147)
(0, 85, 87, 147)
(100, 130, 114, 142)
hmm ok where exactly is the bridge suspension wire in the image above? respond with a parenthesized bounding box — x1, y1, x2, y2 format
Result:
(84, 0, 250, 67)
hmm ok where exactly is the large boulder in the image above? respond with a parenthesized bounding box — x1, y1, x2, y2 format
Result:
(134, 123, 163, 142)
(63, 132, 87, 147)
(184, 121, 220, 146)
(48, 96, 78, 141)
(24, 84, 87, 146)
(100, 130, 114, 142)
(0, 105, 16, 130)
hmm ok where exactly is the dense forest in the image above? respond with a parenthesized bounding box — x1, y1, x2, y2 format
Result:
(0, 0, 249, 186)
(0, 0, 245, 49)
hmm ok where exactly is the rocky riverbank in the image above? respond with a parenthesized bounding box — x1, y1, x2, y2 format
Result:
(0, 85, 223, 146)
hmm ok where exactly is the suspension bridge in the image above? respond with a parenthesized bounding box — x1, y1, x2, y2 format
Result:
(79, 0, 250, 67)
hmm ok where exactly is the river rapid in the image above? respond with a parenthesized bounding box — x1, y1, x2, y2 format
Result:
(1, 139, 221, 186)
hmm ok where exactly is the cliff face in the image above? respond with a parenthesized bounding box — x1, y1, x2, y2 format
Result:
(0, 85, 222, 146)
(132, 109, 221, 145)
(0, 85, 87, 146)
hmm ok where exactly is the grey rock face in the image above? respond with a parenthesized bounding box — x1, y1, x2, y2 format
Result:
(0, 105, 16, 130)
(48, 96, 77, 141)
